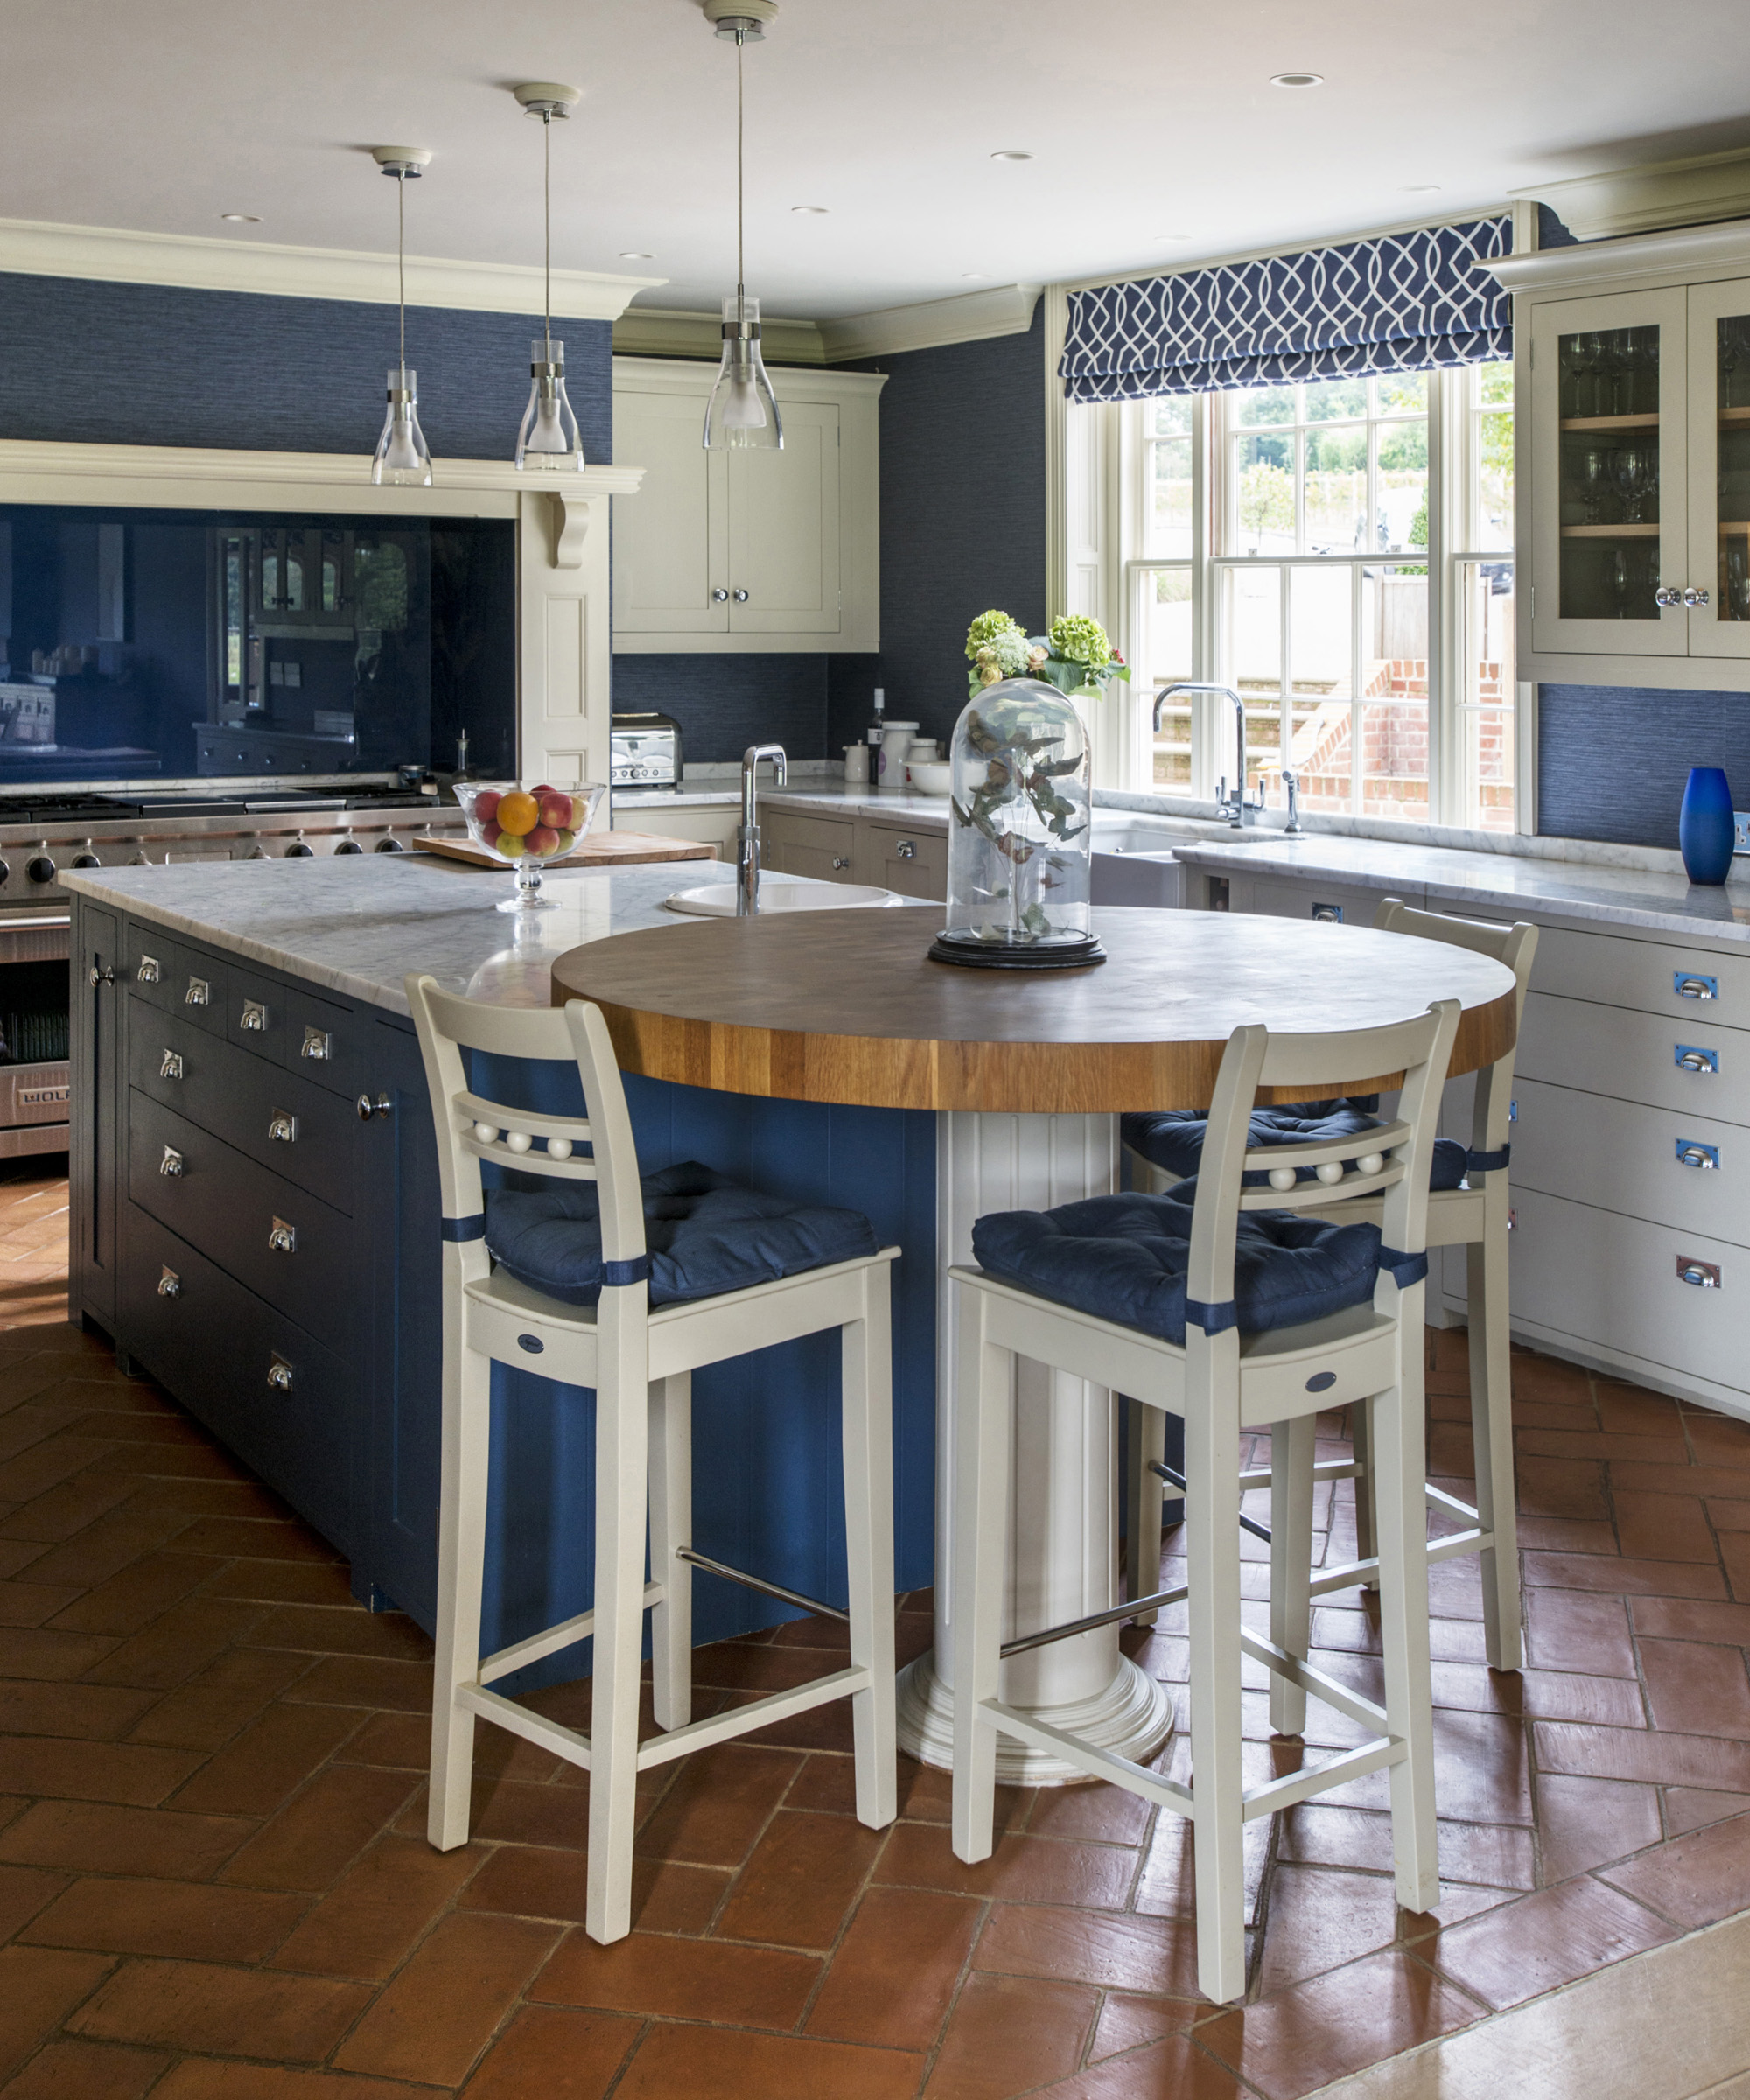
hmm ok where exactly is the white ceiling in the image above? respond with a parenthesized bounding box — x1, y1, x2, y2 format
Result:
(12, 0, 1750, 321)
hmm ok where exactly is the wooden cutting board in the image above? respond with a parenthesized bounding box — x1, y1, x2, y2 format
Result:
(415, 830, 718, 872)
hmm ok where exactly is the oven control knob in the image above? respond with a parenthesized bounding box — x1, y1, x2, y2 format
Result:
(374, 836, 405, 853)
(70, 852, 100, 869)
(0, 860, 10, 885)
(333, 837, 363, 855)
(25, 857, 56, 884)
(284, 836, 315, 859)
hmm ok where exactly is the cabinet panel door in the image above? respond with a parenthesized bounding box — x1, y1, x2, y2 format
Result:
(72, 901, 121, 1329)
(856, 822, 948, 900)
(612, 390, 730, 634)
(1686, 276, 1750, 659)
(1529, 288, 1689, 657)
(763, 810, 855, 881)
(727, 402, 841, 634)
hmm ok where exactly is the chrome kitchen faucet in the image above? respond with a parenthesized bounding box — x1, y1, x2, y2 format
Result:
(738, 742, 788, 914)
(1153, 682, 1265, 829)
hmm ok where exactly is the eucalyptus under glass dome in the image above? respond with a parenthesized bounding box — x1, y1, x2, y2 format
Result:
(928, 677, 1103, 970)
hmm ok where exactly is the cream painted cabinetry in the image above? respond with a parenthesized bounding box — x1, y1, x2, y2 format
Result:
(763, 809, 856, 880)
(610, 801, 738, 853)
(855, 820, 948, 900)
(611, 358, 883, 654)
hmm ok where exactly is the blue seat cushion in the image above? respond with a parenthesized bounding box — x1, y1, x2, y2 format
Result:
(971, 1182, 1382, 1347)
(485, 1161, 878, 1309)
(1122, 1103, 1468, 1194)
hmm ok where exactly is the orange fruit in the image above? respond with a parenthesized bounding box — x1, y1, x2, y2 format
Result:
(495, 790, 538, 836)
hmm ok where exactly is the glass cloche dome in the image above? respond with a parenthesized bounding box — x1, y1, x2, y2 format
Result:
(928, 676, 1104, 970)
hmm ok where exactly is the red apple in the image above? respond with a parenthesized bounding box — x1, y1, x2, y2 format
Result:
(479, 822, 500, 851)
(526, 824, 561, 857)
(530, 782, 556, 802)
(537, 789, 574, 830)
(473, 789, 501, 825)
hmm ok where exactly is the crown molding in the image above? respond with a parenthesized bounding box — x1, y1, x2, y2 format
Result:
(1477, 217, 1750, 295)
(818, 283, 1040, 361)
(612, 304, 828, 364)
(0, 216, 662, 321)
(1514, 147, 1750, 244)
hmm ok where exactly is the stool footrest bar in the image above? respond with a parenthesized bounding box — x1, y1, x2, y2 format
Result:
(1236, 1460, 1361, 1489)
(635, 1665, 870, 1769)
(1242, 1736, 1402, 1820)
(979, 1699, 1192, 1810)
(458, 1684, 592, 1768)
(1239, 1628, 1390, 1733)
(1426, 1482, 1480, 1523)
(479, 1582, 665, 1685)
(676, 1547, 850, 1625)
(1151, 1459, 1272, 1543)
(1001, 1582, 1189, 1659)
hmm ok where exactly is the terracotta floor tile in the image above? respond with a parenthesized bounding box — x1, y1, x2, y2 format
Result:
(1536, 1716, 1750, 1791)
(1200, 1950, 1476, 2100)
(531, 1924, 817, 2027)
(167, 1517, 340, 1564)
(1026, 1782, 1152, 1845)
(1595, 1385, 1683, 1436)
(875, 1822, 1137, 1908)
(715, 1807, 883, 1949)
(1427, 1874, 1675, 2009)
(633, 1742, 802, 1867)
(1612, 1491, 1719, 1564)
(690, 1639, 850, 1695)
(42, 1553, 215, 1640)
(924, 1970, 1100, 2100)
(68, 1956, 371, 2062)
(1632, 1594, 1750, 1646)
(1274, 1805, 1537, 1890)
(0, 1949, 121, 2082)
(168, 1701, 362, 1816)
(0, 1438, 119, 1508)
(1522, 1589, 1637, 1676)
(1640, 1636, 1750, 1737)
(19, 1875, 311, 1963)
(20, 1509, 199, 1593)
(975, 1903, 1200, 1998)
(245, 1604, 430, 1662)
(458, 1838, 727, 1936)
(1088, 1992, 1199, 2062)
(1600, 1807, 1750, 1926)
(0, 1736, 199, 1808)
(0, 2037, 168, 2100)
(612, 2024, 924, 2100)
(1256, 1863, 1408, 1993)
(199, 1560, 356, 1610)
(80, 1600, 267, 1691)
(1664, 1786, 1750, 1835)
(1707, 1496, 1750, 1530)
(1515, 1669, 1647, 1727)
(1684, 1412, 1750, 1466)
(146, 2066, 435, 2100)
(1031, 2034, 1244, 2099)
(0, 1630, 119, 1681)
(1428, 1710, 1534, 1824)
(265, 1834, 478, 1978)
(1522, 1550, 1726, 1599)
(0, 1800, 250, 1880)
(0, 1683, 158, 1742)
(218, 1766, 418, 1892)
(784, 1750, 1032, 1834)
(1516, 1429, 1690, 1466)
(1516, 1517, 1619, 1555)
(461, 2005, 640, 2100)
(464, 1775, 594, 1850)
(128, 1650, 313, 1754)
(1508, 1350, 1591, 1404)
(806, 1886, 980, 2049)
(1130, 1810, 1191, 1919)
(1535, 1774, 1663, 1882)
(1614, 1460, 1750, 1502)
(1717, 1532, 1750, 1604)
(0, 1582, 82, 1629)
(333, 1911, 560, 2084)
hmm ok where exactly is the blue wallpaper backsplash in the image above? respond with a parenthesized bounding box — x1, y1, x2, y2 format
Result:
(609, 653, 829, 766)
(1538, 682, 1750, 846)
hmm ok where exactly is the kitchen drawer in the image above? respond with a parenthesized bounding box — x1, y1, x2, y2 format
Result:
(1511, 1074, 1750, 1245)
(1241, 875, 1426, 927)
(1527, 923, 1750, 1029)
(126, 928, 185, 1018)
(226, 962, 292, 1063)
(1518, 990, 1750, 1125)
(857, 821, 948, 900)
(130, 1012, 355, 1214)
(281, 984, 367, 1102)
(128, 1089, 354, 1337)
(1508, 1185, 1745, 1401)
(121, 1202, 351, 1545)
(764, 810, 856, 882)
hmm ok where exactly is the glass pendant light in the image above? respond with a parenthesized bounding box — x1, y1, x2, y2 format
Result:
(513, 83, 584, 472)
(369, 148, 433, 486)
(703, 1, 783, 451)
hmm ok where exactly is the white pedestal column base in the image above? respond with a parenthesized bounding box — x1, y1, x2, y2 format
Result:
(897, 1109, 1174, 1783)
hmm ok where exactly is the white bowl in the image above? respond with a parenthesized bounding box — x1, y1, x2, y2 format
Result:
(908, 760, 953, 796)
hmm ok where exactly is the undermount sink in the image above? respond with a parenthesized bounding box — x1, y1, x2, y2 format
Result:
(664, 877, 898, 917)
(1090, 817, 1303, 855)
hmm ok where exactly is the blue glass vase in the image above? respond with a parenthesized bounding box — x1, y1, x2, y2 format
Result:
(1679, 766, 1736, 886)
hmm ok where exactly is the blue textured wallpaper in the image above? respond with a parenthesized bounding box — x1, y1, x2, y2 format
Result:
(608, 652, 828, 766)
(0, 269, 612, 462)
(826, 311, 1049, 752)
(1538, 681, 1750, 845)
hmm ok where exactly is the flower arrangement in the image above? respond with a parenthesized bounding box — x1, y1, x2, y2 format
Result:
(964, 609, 1130, 701)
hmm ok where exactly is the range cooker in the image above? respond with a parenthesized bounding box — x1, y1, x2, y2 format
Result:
(1, 777, 466, 1159)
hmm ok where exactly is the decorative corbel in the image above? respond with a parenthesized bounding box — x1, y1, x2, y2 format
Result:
(550, 490, 591, 569)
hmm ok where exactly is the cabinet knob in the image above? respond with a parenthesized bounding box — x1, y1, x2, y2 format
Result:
(159, 1145, 185, 1178)
(356, 1091, 393, 1121)
(268, 1110, 298, 1144)
(1677, 1046, 1718, 1074)
(267, 1354, 294, 1392)
(1676, 975, 1718, 1000)
(732, 588, 749, 603)
(1677, 1142, 1720, 1170)
(832, 856, 849, 870)
(159, 1049, 183, 1082)
(1684, 586, 1712, 608)
(185, 977, 210, 1008)
(711, 588, 730, 603)
(240, 1000, 269, 1032)
(88, 965, 116, 988)
(157, 1266, 181, 1298)
(268, 1217, 298, 1254)
(896, 840, 916, 858)
(300, 1026, 331, 1061)
(1677, 1256, 1722, 1289)
(1655, 584, 1684, 607)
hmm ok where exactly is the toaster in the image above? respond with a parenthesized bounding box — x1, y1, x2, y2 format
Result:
(610, 710, 683, 789)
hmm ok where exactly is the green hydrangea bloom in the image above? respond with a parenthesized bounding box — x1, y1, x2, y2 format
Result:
(1047, 613, 1113, 668)
(965, 608, 1025, 662)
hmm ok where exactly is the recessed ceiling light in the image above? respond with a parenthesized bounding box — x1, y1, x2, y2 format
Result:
(220, 213, 261, 223)
(1401, 183, 1442, 193)
(791, 204, 829, 215)
(990, 150, 1032, 162)
(962, 272, 988, 281)
(1270, 72, 1324, 88)
(1155, 233, 1192, 242)
(619, 250, 654, 259)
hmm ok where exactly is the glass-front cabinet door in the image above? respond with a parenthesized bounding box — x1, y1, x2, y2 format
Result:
(1686, 277, 1750, 659)
(1530, 289, 1688, 657)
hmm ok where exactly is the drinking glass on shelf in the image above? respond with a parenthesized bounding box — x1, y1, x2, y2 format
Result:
(1572, 333, 1601, 416)
(1728, 538, 1750, 621)
(1579, 448, 1609, 524)
(1612, 446, 1653, 523)
(1610, 548, 1631, 619)
(1721, 321, 1749, 412)
(1596, 332, 1627, 416)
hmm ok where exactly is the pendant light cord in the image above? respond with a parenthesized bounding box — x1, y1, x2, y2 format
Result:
(736, 30, 746, 304)
(396, 173, 406, 373)
(543, 113, 553, 362)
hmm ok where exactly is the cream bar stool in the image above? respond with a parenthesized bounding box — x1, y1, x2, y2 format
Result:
(952, 1001, 1460, 2005)
(1124, 900, 1537, 1673)
(407, 975, 900, 1945)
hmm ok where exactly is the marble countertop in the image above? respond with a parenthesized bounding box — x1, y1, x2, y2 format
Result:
(615, 783, 955, 827)
(61, 854, 743, 1015)
(1172, 832, 1750, 943)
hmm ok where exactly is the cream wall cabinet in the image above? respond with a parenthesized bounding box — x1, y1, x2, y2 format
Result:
(611, 358, 884, 654)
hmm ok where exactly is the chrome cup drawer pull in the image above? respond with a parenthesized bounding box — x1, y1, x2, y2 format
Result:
(136, 955, 160, 984)
(896, 840, 916, 859)
(159, 1049, 183, 1082)
(158, 1145, 184, 1178)
(1676, 1046, 1718, 1074)
(267, 1354, 293, 1392)
(157, 1266, 181, 1298)
(268, 1110, 298, 1144)
(268, 1217, 298, 1254)
(185, 977, 210, 1008)
(1312, 902, 1344, 922)
(1676, 974, 1718, 1001)
(1677, 1256, 1722, 1289)
(1677, 1141, 1721, 1171)
(241, 999, 269, 1032)
(300, 1026, 331, 1061)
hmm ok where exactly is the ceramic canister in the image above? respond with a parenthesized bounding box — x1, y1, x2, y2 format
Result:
(843, 743, 870, 784)
(1680, 766, 1736, 885)
(878, 720, 920, 789)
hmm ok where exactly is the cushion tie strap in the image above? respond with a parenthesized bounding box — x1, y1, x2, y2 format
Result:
(1466, 1144, 1510, 1174)
(1186, 1297, 1237, 1335)
(443, 1213, 486, 1243)
(601, 1254, 653, 1287)
(1378, 1245, 1429, 1288)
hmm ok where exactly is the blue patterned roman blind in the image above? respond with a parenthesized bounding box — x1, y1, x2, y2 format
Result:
(1060, 216, 1514, 404)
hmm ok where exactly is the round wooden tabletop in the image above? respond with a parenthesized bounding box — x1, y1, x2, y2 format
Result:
(549, 904, 1518, 1113)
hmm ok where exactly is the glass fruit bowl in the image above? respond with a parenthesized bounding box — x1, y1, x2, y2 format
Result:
(453, 780, 606, 912)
